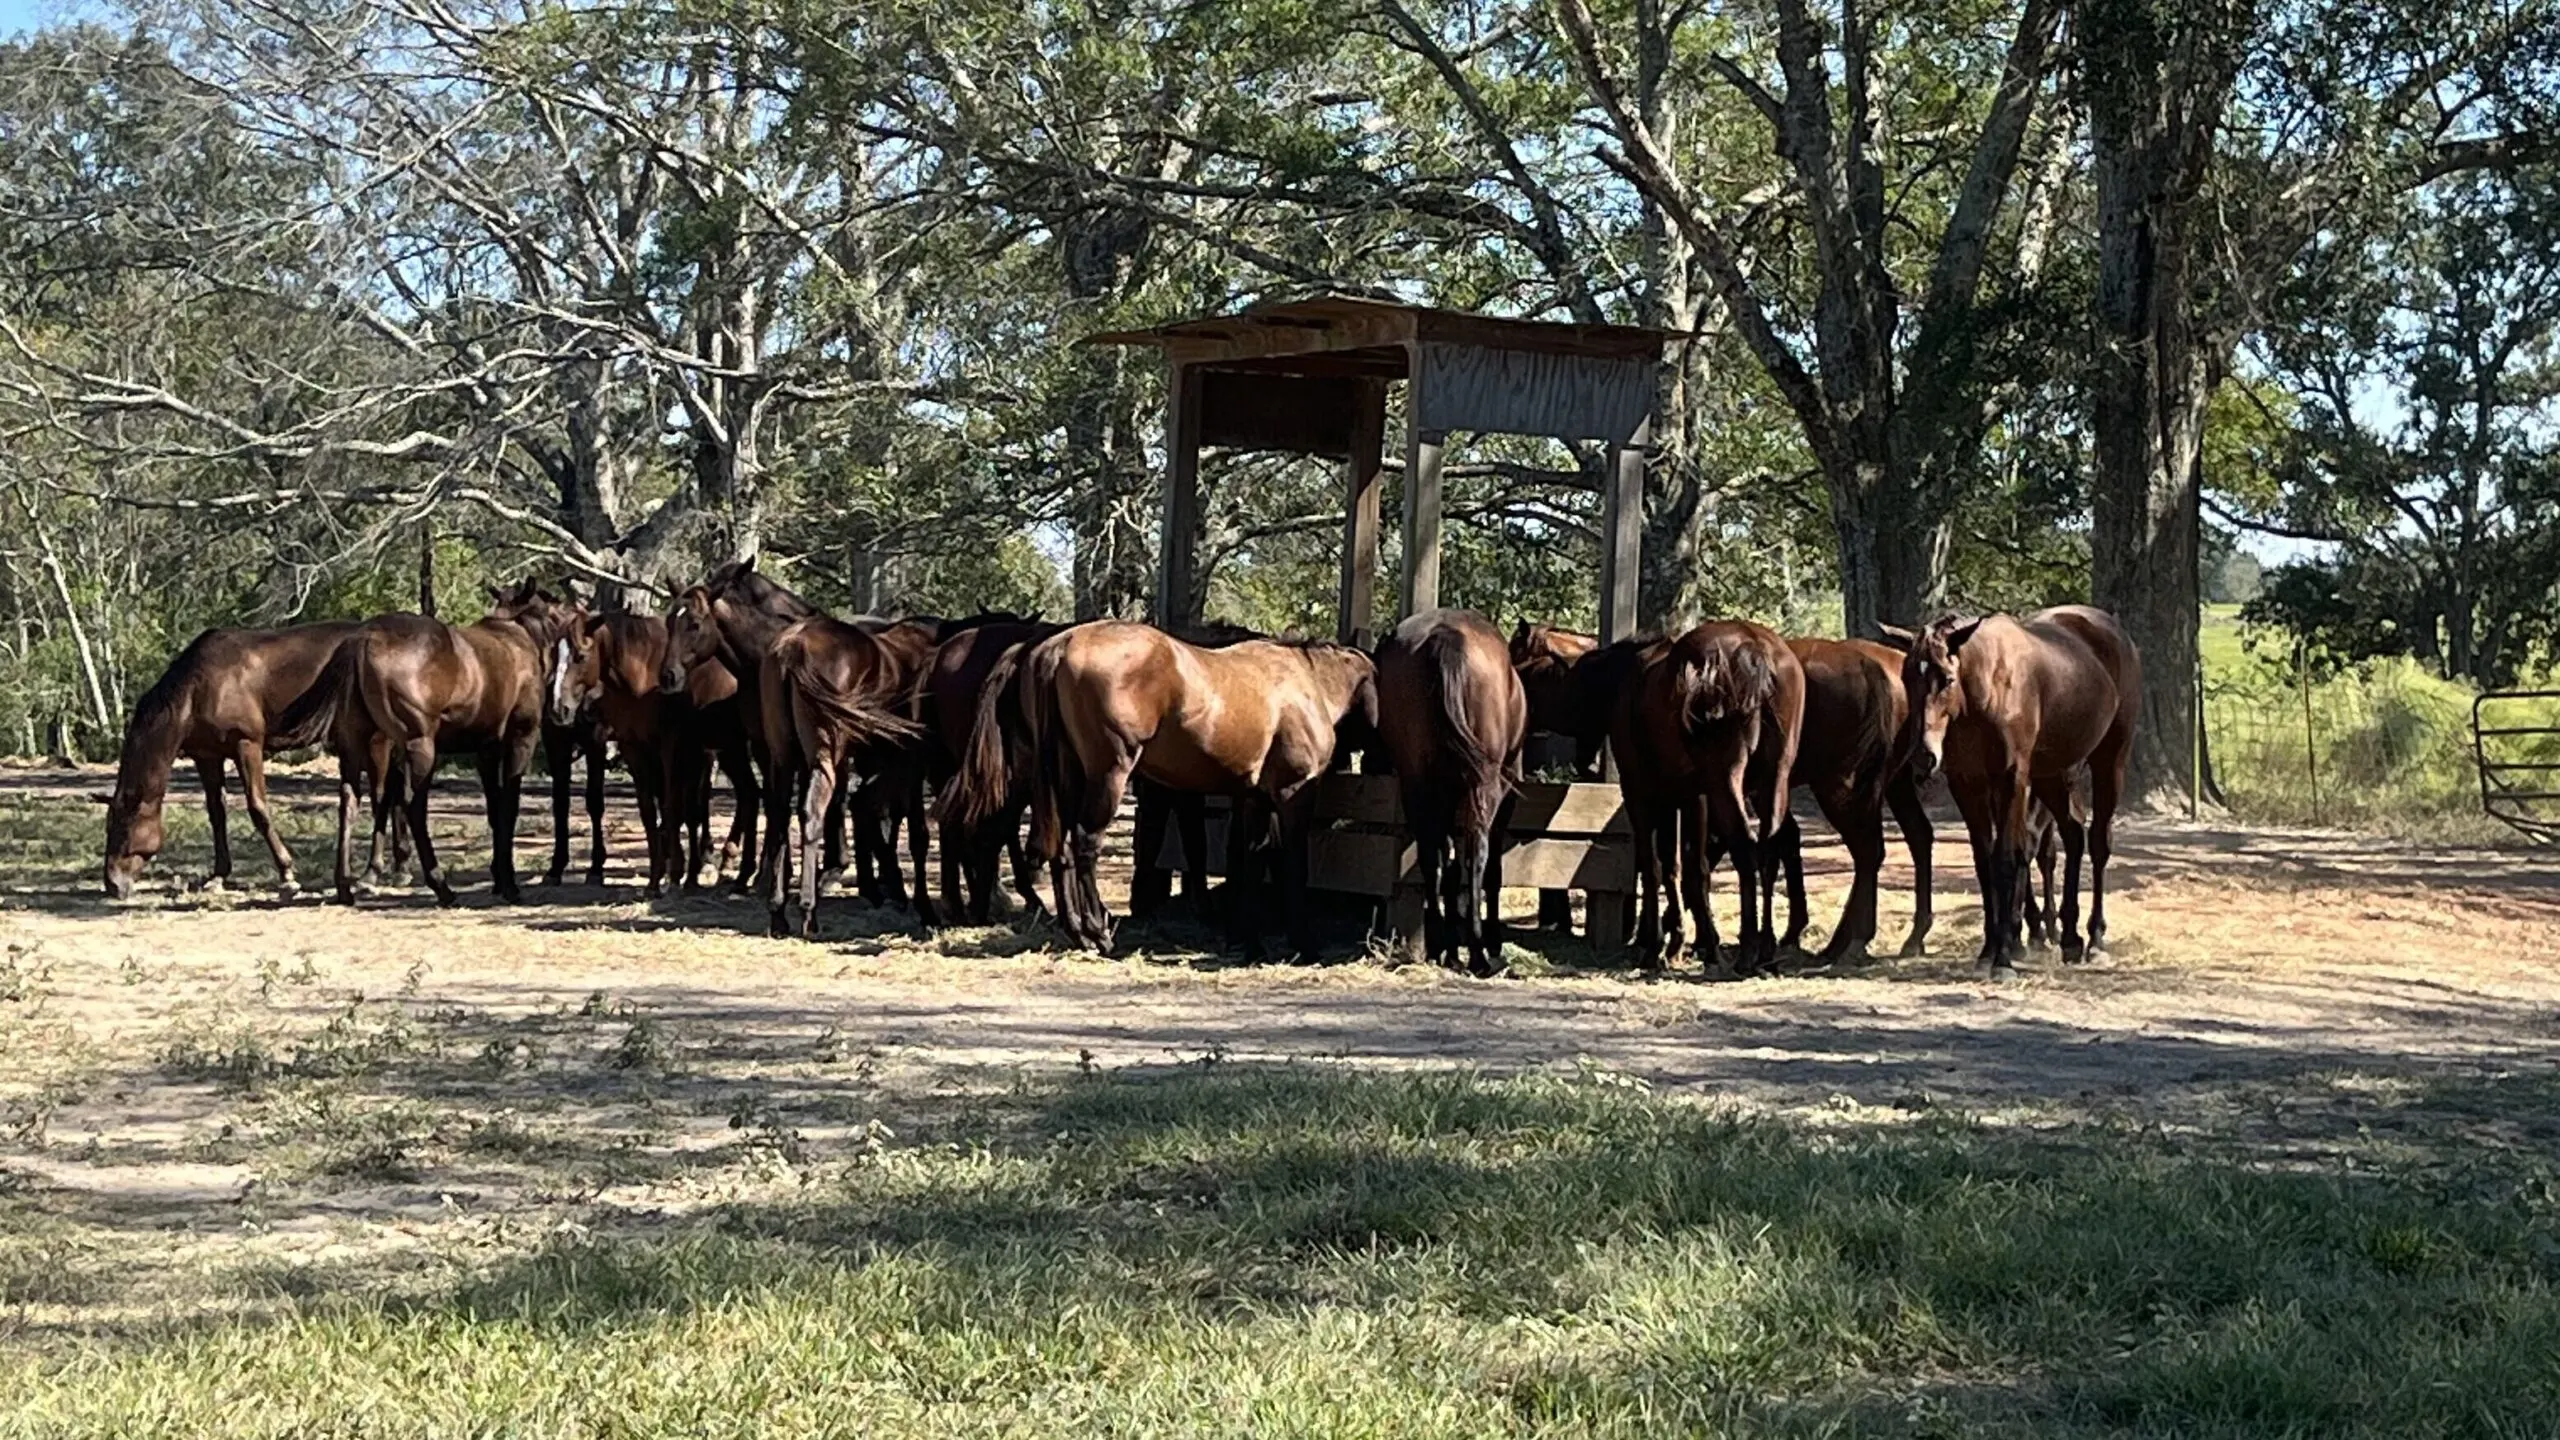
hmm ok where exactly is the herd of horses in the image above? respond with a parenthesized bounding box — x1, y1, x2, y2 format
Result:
(98, 561, 2141, 978)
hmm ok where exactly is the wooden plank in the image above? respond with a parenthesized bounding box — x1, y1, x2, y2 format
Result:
(1150, 308, 1416, 367)
(1308, 776, 1629, 835)
(1154, 363, 1203, 631)
(1198, 371, 1362, 457)
(1497, 837, 1636, 892)
(1598, 417, 1647, 644)
(1400, 416, 1446, 618)
(1413, 342, 1657, 442)
(1337, 378, 1387, 646)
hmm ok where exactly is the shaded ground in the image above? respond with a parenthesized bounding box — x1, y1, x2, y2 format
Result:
(5, 761, 2560, 1433)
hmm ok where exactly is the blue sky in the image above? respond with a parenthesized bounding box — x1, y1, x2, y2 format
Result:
(2, 0, 56, 37)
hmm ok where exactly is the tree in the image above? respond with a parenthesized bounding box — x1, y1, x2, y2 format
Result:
(1554, 0, 2072, 635)
(2236, 169, 2560, 686)
(2081, 0, 2560, 802)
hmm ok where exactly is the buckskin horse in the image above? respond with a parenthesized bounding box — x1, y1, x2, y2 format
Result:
(1612, 621, 1805, 974)
(275, 581, 584, 905)
(547, 613, 759, 897)
(1886, 606, 2140, 973)
(1376, 609, 1525, 976)
(103, 620, 360, 898)
(947, 622, 1377, 960)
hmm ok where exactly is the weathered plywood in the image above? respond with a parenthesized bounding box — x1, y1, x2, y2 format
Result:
(1412, 342, 1654, 443)
(1337, 378, 1387, 646)
(1309, 776, 1628, 834)
(1400, 424, 1445, 617)
(1598, 422, 1647, 644)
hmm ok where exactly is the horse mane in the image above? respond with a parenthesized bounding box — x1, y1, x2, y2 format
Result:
(1673, 630, 1778, 735)
(936, 609, 1041, 640)
(109, 632, 211, 820)
(705, 561, 815, 618)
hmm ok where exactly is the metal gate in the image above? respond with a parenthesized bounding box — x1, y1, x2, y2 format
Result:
(2472, 689, 2560, 844)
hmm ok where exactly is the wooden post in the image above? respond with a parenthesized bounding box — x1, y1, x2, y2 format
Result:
(1598, 417, 1648, 644)
(1400, 424, 1447, 619)
(1154, 362, 1204, 631)
(1338, 378, 1387, 646)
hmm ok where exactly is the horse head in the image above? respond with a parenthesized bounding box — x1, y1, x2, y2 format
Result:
(547, 615, 607, 730)
(1878, 614, 1984, 784)
(663, 587, 723, 695)
(102, 787, 161, 899)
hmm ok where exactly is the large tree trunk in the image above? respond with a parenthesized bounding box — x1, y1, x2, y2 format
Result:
(1830, 455, 1946, 637)
(2084, 0, 2245, 808)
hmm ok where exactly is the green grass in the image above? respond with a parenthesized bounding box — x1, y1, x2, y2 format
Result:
(8, 1065, 2559, 1438)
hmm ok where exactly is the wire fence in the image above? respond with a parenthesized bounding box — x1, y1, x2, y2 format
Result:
(2202, 654, 2503, 831)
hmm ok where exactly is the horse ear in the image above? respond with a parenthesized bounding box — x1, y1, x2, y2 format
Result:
(738, 552, 758, 573)
(1875, 624, 1916, 652)
(1945, 618, 1985, 652)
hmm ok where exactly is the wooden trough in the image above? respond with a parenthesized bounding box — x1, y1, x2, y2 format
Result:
(1087, 295, 1673, 954)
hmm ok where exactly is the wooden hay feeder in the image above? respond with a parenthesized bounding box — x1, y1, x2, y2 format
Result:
(1086, 295, 1672, 952)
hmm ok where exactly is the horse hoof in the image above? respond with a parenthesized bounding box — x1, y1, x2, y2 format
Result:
(1983, 961, 2018, 981)
(276, 878, 301, 900)
(542, 871, 566, 888)
(585, 869, 607, 888)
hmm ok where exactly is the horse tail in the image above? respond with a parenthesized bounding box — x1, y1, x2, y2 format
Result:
(1674, 635, 1776, 740)
(1022, 641, 1073, 862)
(939, 641, 1028, 830)
(269, 634, 364, 754)
(776, 630, 923, 755)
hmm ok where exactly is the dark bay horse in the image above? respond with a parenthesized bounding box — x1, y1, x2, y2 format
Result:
(1612, 622, 1805, 974)
(763, 615, 920, 938)
(842, 614, 942, 917)
(1888, 606, 2140, 972)
(547, 613, 758, 896)
(921, 617, 1062, 923)
(1376, 609, 1525, 976)
(276, 582, 584, 905)
(103, 620, 360, 898)
(1767, 637, 1936, 964)
(947, 622, 1377, 959)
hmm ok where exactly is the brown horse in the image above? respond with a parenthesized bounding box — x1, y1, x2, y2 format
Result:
(662, 560, 823, 898)
(1612, 621, 1805, 974)
(1766, 637, 1936, 964)
(1376, 609, 1526, 976)
(1510, 621, 1607, 769)
(276, 581, 584, 905)
(948, 621, 1377, 959)
(921, 617, 1062, 922)
(761, 615, 920, 938)
(547, 613, 759, 896)
(103, 621, 360, 898)
(1885, 606, 2140, 972)
(841, 615, 942, 918)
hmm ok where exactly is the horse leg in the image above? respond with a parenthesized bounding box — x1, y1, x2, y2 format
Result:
(902, 775, 935, 927)
(401, 739, 452, 906)
(1477, 788, 1515, 977)
(1887, 772, 1934, 958)
(540, 726, 571, 886)
(635, 765, 666, 900)
(1072, 754, 1133, 954)
(798, 759, 837, 941)
(363, 736, 396, 886)
(1684, 796, 1720, 972)
(728, 745, 763, 894)
(1276, 786, 1320, 962)
(1129, 781, 1171, 919)
(1176, 794, 1210, 905)
(1626, 795, 1665, 968)
(2031, 781, 2087, 961)
(1004, 804, 1042, 921)
(1414, 810, 1450, 969)
(195, 756, 231, 891)
(758, 749, 796, 937)
(238, 742, 295, 894)
(2088, 732, 2129, 960)
(332, 759, 360, 906)
(1772, 812, 1806, 953)
(826, 781, 856, 895)
(583, 742, 608, 886)
(1986, 768, 2032, 974)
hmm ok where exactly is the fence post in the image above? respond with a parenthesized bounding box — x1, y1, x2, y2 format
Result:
(2299, 637, 2319, 825)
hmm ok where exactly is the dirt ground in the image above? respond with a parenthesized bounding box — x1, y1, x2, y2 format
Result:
(6, 762, 2559, 1334)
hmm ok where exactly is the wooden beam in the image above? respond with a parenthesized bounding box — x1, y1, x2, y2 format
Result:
(1155, 362, 1204, 631)
(1399, 422, 1446, 619)
(1598, 416, 1647, 644)
(1338, 378, 1387, 646)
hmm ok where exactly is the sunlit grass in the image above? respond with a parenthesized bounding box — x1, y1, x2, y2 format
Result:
(7, 1065, 2558, 1438)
